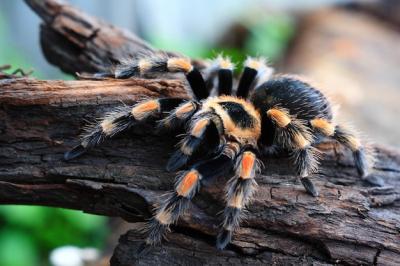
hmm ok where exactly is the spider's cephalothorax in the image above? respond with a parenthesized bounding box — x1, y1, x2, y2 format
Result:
(65, 54, 373, 250)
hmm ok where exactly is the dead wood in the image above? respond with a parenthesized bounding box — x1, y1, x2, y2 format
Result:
(1, 1, 396, 265)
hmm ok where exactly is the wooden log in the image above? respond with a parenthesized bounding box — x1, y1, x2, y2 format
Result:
(24, 0, 204, 75)
(24, 0, 155, 75)
(15, 1, 400, 264)
(1, 76, 400, 265)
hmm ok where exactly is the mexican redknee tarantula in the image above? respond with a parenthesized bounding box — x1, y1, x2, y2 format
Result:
(64, 53, 373, 250)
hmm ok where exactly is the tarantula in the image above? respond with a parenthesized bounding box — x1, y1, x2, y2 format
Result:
(64, 53, 372, 250)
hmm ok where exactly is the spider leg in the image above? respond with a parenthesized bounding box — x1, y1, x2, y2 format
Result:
(158, 100, 199, 130)
(217, 147, 259, 250)
(202, 57, 226, 95)
(114, 54, 209, 100)
(64, 98, 184, 160)
(267, 107, 319, 197)
(236, 57, 273, 99)
(310, 119, 372, 178)
(215, 56, 234, 96)
(146, 141, 240, 246)
(166, 113, 224, 171)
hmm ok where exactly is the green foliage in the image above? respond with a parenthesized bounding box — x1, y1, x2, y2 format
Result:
(245, 15, 295, 62)
(149, 13, 295, 70)
(0, 230, 39, 266)
(0, 206, 108, 266)
(0, 9, 73, 80)
(0, 10, 42, 79)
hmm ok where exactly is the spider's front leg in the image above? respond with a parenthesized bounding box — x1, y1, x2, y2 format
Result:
(64, 98, 195, 160)
(217, 146, 259, 250)
(166, 112, 224, 171)
(146, 141, 240, 246)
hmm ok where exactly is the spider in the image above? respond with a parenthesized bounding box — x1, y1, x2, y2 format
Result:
(64, 53, 373, 250)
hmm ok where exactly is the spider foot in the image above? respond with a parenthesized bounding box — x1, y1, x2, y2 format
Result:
(216, 229, 232, 250)
(64, 144, 86, 161)
(301, 177, 319, 197)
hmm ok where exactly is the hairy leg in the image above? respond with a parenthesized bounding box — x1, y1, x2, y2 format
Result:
(166, 112, 224, 171)
(114, 53, 209, 100)
(146, 141, 241, 246)
(64, 98, 184, 160)
(267, 107, 320, 196)
(236, 57, 273, 99)
(310, 118, 373, 178)
(217, 147, 259, 249)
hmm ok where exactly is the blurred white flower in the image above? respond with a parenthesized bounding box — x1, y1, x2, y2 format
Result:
(49, 246, 99, 266)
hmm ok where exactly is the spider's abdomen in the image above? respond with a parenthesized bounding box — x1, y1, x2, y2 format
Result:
(250, 76, 333, 121)
(201, 96, 261, 143)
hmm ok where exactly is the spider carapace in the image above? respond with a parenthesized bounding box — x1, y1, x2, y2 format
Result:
(64, 54, 373, 250)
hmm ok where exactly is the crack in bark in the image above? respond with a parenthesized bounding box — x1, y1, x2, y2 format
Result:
(373, 249, 381, 265)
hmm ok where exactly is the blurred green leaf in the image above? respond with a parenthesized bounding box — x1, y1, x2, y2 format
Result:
(58, 209, 106, 232)
(0, 206, 47, 229)
(0, 206, 108, 259)
(0, 230, 39, 266)
(246, 14, 295, 62)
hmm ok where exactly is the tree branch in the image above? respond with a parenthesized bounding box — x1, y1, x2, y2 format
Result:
(24, 0, 156, 74)
(10, 0, 400, 264)
(24, 0, 204, 75)
(1, 76, 400, 265)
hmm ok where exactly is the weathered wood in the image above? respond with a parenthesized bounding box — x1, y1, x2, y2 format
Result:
(24, 0, 204, 76)
(14, 0, 400, 265)
(24, 0, 155, 75)
(1, 77, 400, 265)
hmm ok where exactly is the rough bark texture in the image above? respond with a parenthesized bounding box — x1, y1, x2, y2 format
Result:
(1, 0, 396, 265)
(24, 0, 204, 76)
(1, 76, 400, 266)
(24, 0, 155, 75)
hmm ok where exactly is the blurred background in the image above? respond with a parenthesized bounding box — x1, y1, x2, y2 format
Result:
(0, 0, 399, 265)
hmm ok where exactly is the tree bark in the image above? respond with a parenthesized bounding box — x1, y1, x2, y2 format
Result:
(24, 0, 155, 75)
(24, 0, 204, 75)
(1, 76, 400, 265)
(5, 0, 398, 265)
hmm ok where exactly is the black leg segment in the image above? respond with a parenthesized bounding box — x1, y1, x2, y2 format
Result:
(64, 98, 184, 161)
(217, 148, 259, 250)
(236, 67, 257, 98)
(166, 115, 223, 172)
(186, 69, 209, 100)
(218, 69, 233, 96)
(146, 142, 240, 246)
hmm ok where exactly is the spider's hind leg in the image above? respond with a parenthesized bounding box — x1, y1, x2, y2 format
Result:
(311, 119, 373, 178)
(64, 98, 184, 161)
(146, 141, 240, 246)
